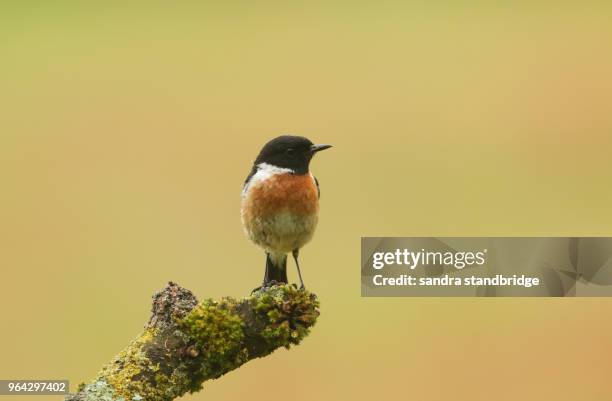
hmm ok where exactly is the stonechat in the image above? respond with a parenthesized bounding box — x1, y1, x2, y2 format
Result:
(241, 135, 331, 288)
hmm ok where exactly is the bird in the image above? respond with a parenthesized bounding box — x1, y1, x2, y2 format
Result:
(241, 135, 331, 289)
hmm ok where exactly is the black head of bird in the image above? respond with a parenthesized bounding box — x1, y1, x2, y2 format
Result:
(253, 135, 332, 175)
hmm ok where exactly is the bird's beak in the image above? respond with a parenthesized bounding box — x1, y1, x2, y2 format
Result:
(310, 144, 332, 153)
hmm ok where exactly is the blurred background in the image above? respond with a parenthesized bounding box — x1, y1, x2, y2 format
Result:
(1, 2, 612, 400)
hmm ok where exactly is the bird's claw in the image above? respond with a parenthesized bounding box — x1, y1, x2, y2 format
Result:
(251, 280, 285, 294)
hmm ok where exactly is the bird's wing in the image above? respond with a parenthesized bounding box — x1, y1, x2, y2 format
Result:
(314, 175, 320, 199)
(242, 165, 258, 197)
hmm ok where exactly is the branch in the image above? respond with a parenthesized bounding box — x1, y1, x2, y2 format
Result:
(66, 282, 320, 401)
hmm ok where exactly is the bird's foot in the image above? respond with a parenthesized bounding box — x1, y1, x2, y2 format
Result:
(289, 283, 306, 291)
(251, 280, 284, 294)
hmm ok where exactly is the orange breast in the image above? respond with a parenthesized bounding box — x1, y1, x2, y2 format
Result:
(243, 173, 319, 218)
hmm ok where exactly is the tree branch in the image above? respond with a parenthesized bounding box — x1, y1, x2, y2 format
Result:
(66, 282, 320, 401)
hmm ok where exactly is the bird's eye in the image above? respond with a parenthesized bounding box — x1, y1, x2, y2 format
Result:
(286, 148, 295, 155)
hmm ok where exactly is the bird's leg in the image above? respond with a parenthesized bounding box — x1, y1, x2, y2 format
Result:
(251, 253, 272, 293)
(292, 249, 305, 289)
(263, 252, 272, 287)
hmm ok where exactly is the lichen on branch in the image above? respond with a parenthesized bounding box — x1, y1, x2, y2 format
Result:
(66, 283, 320, 401)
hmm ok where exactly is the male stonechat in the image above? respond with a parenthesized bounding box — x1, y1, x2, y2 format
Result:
(241, 135, 331, 288)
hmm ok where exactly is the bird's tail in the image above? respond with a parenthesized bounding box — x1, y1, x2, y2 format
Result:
(264, 252, 288, 285)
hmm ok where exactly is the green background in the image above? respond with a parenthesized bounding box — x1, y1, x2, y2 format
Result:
(1, 2, 611, 400)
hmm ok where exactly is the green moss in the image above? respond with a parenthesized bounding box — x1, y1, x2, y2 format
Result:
(149, 370, 193, 400)
(250, 285, 320, 349)
(178, 298, 247, 380)
(95, 328, 165, 401)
